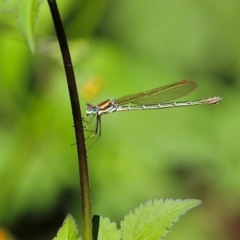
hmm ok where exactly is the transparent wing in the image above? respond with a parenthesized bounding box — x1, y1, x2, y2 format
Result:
(115, 80, 197, 105)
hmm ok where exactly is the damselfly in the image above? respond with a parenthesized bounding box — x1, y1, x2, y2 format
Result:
(83, 80, 221, 139)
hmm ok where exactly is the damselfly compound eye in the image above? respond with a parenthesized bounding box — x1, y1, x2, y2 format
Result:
(86, 104, 98, 115)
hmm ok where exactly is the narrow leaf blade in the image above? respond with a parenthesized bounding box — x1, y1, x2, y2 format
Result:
(0, 0, 44, 52)
(17, 0, 43, 52)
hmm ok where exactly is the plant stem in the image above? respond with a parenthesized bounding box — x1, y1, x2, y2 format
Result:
(47, 1, 92, 239)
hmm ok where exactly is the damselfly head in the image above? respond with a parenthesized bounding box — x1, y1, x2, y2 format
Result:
(86, 104, 98, 115)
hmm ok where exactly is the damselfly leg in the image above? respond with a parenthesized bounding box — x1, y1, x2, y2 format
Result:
(82, 114, 101, 139)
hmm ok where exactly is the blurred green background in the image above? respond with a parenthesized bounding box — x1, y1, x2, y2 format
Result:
(0, 0, 239, 239)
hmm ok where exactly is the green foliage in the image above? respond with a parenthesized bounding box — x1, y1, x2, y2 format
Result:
(120, 199, 201, 240)
(0, 0, 44, 52)
(53, 214, 80, 240)
(55, 199, 201, 240)
(98, 217, 120, 240)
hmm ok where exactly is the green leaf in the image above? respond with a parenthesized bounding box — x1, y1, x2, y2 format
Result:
(120, 199, 201, 240)
(0, 0, 44, 52)
(53, 214, 79, 240)
(0, 0, 18, 11)
(98, 217, 121, 240)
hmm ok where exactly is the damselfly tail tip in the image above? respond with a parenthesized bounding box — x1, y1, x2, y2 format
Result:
(207, 96, 222, 104)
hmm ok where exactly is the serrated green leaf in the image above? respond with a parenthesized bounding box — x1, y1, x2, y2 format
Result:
(98, 217, 121, 240)
(53, 214, 79, 240)
(0, 0, 44, 52)
(120, 198, 201, 240)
